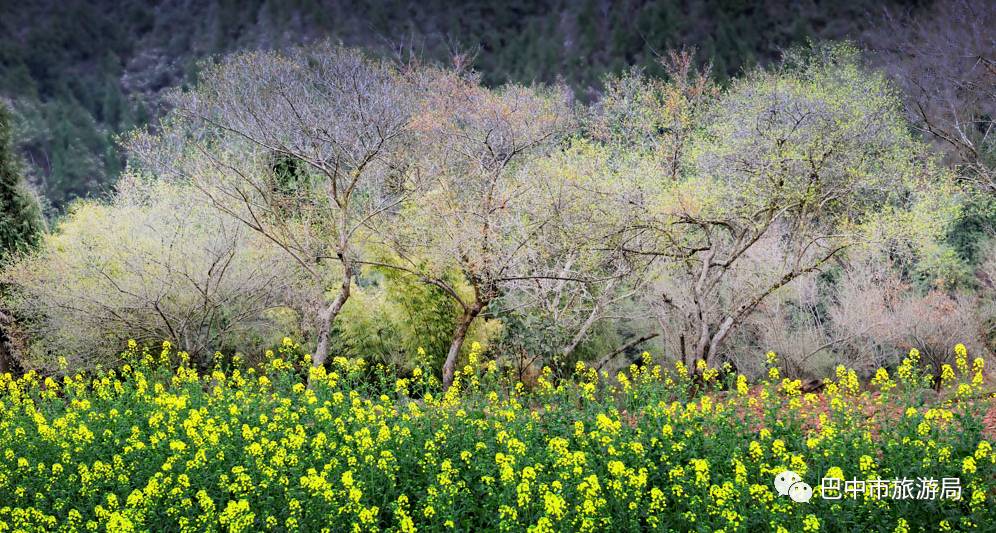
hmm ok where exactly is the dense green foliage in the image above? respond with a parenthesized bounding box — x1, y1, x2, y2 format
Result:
(0, 104, 43, 263)
(334, 267, 494, 374)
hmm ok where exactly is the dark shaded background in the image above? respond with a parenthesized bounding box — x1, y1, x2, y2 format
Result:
(0, 0, 927, 210)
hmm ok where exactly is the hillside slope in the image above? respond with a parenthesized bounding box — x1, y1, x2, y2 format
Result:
(0, 0, 912, 210)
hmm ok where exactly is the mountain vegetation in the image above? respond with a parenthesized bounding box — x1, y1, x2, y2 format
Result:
(1, 0, 914, 210)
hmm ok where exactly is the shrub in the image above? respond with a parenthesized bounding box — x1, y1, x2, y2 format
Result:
(1, 176, 299, 371)
(333, 266, 498, 374)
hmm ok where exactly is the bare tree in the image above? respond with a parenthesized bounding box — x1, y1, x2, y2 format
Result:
(129, 44, 420, 370)
(371, 69, 577, 388)
(491, 139, 661, 375)
(831, 253, 988, 376)
(735, 253, 906, 378)
(869, 0, 996, 195)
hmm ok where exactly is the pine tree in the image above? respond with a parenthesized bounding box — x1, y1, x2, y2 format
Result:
(1, 102, 43, 374)
(0, 103, 43, 263)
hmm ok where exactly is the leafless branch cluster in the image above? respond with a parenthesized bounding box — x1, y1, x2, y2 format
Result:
(4, 39, 984, 381)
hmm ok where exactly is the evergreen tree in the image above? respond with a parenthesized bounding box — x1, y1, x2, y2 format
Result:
(0, 103, 43, 262)
(1, 102, 43, 374)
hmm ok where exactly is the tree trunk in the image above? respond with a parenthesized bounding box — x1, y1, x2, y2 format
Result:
(594, 333, 661, 371)
(442, 303, 484, 390)
(0, 310, 15, 376)
(561, 302, 603, 362)
(311, 263, 353, 373)
(560, 278, 618, 362)
(706, 315, 736, 363)
(692, 321, 710, 366)
(0, 328, 11, 375)
(679, 334, 687, 365)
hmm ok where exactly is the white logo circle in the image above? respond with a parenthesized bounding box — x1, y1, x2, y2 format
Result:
(788, 480, 814, 502)
(773, 470, 801, 496)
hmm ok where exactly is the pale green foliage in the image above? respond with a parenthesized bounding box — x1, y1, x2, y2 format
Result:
(2, 176, 299, 370)
(590, 49, 717, 179)
(494, 139, 661, 370)
(694, 43, 919, 226)
(697, 43, 964, 278)
(584, 43, 965, 368)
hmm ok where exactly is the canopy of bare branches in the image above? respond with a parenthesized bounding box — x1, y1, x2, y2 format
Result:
(2, 41, 991, 381)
